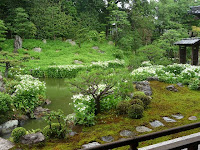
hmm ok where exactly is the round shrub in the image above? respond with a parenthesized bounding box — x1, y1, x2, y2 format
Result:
(133, 91, 151, 109)
(129, 99, 144, 106)
(132, 91, 146, 99)
(43, 123, 66, 139)
(0, 92, 12, 114)
(128, 104, 144, 119)
(11, 127, 26, 143)
(116, 100, 130, 115)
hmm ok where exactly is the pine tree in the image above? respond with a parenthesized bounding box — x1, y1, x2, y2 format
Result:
(12, 7, 36, 39)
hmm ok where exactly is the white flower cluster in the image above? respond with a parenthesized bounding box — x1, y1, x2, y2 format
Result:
(90, 59, 125, 68)
(49, 65, 85, 71)
(141, 61, 152, 67)
(49, 59, 125, 70)
(131, 63, 200, 86)
(131, 65, 164, 76)
(14, 75, 46, 95)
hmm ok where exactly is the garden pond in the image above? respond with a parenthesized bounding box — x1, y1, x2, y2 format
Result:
(22, 78, 73, 130)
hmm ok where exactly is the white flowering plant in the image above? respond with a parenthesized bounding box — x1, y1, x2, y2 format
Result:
(71, 94, 96, 126)
(19, 59, 125, 78)
(131, 63, 200, 90)
(13, 75, 46, 112)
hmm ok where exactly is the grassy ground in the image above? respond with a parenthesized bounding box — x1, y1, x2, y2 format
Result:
(12, 81, 200, 150)
(1, 39, 126, 69)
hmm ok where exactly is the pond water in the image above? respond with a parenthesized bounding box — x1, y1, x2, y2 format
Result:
(22, 78, 73, 130)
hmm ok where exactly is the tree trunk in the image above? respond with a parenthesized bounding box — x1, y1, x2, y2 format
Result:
(95, 98, 101, 115)
(5, 62, 10, 78)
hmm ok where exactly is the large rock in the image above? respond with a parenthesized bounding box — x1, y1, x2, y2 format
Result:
(0, 137, 14, 150)
(135, 81, 152, 96)
(74, 60, 83, 64)
(0, 120, 19, 134)
(33, 107, 50, 119)
(66, 39, 76, 46)
(33, 47, 42, 52)
(21, 132, 45, 145)
(42, 39, 47, 44)
(166, 85, 178, 92)
(14, 35, 22, 53)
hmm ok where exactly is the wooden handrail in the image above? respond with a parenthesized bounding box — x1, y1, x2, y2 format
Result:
(83, 122, 200, 150)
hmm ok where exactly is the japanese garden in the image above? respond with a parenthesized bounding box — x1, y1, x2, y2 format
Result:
(0, 0, 200, 150)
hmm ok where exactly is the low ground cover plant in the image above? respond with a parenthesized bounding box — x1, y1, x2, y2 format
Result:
(131, 62, 200, 90)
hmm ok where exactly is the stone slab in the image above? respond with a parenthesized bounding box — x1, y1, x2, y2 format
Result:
(120, 130, 134, 137)
(163, 117, 176, 122)
(172, 114, 184, 120)
(136, 126, 152, 133)
(101, 136, 114, 142)
(82, 142, 100, 149)
(150, 120, 164, 128)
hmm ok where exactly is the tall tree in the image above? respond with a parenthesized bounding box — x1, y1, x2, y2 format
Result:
(11, 7, 36, 39)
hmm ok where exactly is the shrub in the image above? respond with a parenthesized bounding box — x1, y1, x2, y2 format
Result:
(13, 75, 46, 113)
(116, 100, 130, 115)
(128, 104, 144, 119)
(129, 99, 144, 107)
(0, 92, 12, 114)
(188, 78, 200, 90)
(11, 127, 26, 143)
(43, 123, 66, 139)
(133, 91, 151, 109)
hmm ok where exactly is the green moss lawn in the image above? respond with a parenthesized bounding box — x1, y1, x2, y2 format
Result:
(12, 81, 200, 150)
(1, 39, 126, 69)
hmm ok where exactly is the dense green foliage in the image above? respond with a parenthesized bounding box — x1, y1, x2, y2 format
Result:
(11, 127, 26, 143)
(128, 104, 144, 119)
(0, 92, 12, 114)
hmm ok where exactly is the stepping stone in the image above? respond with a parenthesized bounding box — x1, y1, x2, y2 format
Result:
(172, 114, 184, 120)
(82, 142, 100, 149)
(120, 130, 135, 137)
(188, 116, 197, 121)
(163, 117, 176, 122)
(101, 136, 114, 142)
(136, 126, 152, 133)
(150, 120, 164, 128)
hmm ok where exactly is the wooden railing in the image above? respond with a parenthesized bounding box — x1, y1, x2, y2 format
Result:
(83, 122, 200, 150)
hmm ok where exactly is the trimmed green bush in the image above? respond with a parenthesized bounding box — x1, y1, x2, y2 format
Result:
(0, 92, 12, 114)
(128, 104, 144, 119)
(129, 99, 144, 107)
(116, 100, 129, 115)
(43, 123, 66, 139)
(133, 91, 151, 109)
(11, 127, 26, 143)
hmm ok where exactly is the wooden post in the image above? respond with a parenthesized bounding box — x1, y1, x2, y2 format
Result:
(179, 46, 187, 64)
(129, 142, 138, 150)
(192, 45, 199, 65)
